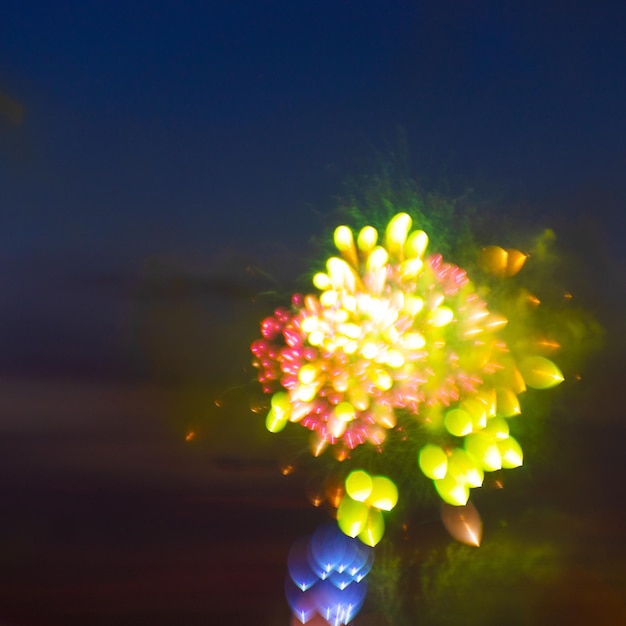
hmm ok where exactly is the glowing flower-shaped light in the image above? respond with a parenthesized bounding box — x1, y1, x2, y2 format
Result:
(251, 212, 564, 507)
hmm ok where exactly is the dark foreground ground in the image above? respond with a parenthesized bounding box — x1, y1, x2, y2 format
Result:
(0, 374, 624, 626)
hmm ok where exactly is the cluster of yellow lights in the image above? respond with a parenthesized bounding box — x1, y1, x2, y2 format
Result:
(290, 213, 561, 451)
(255, 211, 565, 519)
(285, 214, 492, 448)
(308, 215, 432, 363)
(337, 470, 399, 546)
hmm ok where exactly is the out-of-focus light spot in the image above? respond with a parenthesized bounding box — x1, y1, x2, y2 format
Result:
(441, 501, 483, 546)
(288, 538, 319, 591)
(447, 449, 484, 489)
(316, 578, 368, 624)
(287, 524, 373, 624)
(337, 496, 370, 538)
(367, 475, 398, 511)
(478, 246, 509, 276)
(406, 229, 429, 258)
(359, 508, 385, 547)
(499, 436, 523, 468)
(306, 484, 325, 507)
(310, 437, 328, 458)
(266, 407, 288, 433)
(519, 356, 564, 389)
(434, 474, 470, 506)
(334, 447, 350, 462)
(281, 463, 295, 476)
(418, 444, 448, 480)
(357, 225, 378, 253)
(184, 431, 196, 442)
(483, 417, 510, 440)
(536, 338, 561, 352)
(478, 247, 527, 277)
(465, 432, 503, 472)
(495, 387, 521, 417)
(325, 480, 344, 509)
(345, 470, 373, 502)
(291, 613, 332, 626)
(429, 306, 454, 327)
(285, 577, 318, 623)
(249, 401, 266, 414)
(310, 496, 324, 508)
(385, 212, 412, 255)
(504, 249, 528, 277)
(444, 408, 474, 437)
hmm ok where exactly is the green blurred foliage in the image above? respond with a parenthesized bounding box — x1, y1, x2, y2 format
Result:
(417, 535, 560, 625)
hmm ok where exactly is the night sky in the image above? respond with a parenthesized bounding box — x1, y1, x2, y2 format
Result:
(1, 2, 625, 625)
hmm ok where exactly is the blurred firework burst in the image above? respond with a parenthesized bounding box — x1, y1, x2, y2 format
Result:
(251, 211, 569, 624)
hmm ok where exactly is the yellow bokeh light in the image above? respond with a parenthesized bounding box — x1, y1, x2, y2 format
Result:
(418, 444, 449, 480)
(345, 470, 373, 502)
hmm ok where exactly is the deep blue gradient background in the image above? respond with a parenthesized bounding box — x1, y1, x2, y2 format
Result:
(2, 0, 626, 377)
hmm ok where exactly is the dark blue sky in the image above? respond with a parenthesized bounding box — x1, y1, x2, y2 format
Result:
(2, 1, 626, 377)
